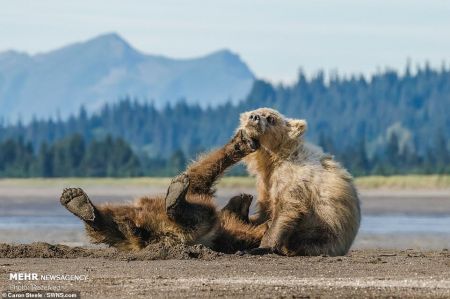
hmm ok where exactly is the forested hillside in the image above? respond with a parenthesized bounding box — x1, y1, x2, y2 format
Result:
(1, 64, 449, 177)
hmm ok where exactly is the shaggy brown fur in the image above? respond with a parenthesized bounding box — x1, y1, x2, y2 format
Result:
(60, 130, 266, 253)
(238, 108, 361, 256)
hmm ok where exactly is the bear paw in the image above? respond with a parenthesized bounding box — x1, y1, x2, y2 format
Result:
(60, 187, 95, 222)
(165, 172, 190, 216)
(231, 130, 260, 158)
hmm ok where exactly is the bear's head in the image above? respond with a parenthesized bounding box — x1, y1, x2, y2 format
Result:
(238, 108, 307, 152)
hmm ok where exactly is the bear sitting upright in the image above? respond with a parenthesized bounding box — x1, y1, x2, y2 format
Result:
(238, 107, 360, 256)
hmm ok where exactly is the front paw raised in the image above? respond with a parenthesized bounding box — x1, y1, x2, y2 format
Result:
(230, 130, 260, 158)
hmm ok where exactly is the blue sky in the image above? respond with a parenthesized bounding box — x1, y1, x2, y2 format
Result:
(1, 0, 449, 83)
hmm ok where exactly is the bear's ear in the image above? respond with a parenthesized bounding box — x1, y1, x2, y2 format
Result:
(287, 119, 307, 138)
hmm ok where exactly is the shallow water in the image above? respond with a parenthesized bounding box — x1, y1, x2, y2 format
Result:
(0, 215, 81, 229)
(2, 214, 450, 234)
(1, 187, 449, 249)
(1, 214, 450, 249)
(361, 215, 450, 234)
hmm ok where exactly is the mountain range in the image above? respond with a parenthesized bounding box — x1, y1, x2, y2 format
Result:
(0, 33, 255, 122)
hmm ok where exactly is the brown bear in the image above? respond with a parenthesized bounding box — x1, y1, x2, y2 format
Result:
(238, 107, 361, 256)
(60, 130, 266, 253)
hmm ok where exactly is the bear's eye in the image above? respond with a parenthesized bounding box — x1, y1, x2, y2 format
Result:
(266, 116, 275, 125)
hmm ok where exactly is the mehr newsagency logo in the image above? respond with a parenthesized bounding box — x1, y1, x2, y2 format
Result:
(9, 273, 88, 281)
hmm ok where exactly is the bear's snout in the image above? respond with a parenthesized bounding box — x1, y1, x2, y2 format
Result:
(249, 114, 260, 123)
(239, 112, 267, 139)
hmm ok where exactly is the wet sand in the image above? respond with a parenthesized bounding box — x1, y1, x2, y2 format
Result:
(0, 243, 449, 298)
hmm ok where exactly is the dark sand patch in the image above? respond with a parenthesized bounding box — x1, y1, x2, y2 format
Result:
(0, 242, 221, 260)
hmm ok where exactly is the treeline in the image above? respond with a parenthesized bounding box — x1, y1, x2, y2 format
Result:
(0, 64, 449, 176)
(0, 131, 448, 178)
(319, 131, 450, 176)
(0, 133, 251, 177)
(0, 134, 195, 177)
(0, 135, 138, 177)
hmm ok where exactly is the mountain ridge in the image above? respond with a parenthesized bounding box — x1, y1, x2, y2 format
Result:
(0, 33, 255, 122)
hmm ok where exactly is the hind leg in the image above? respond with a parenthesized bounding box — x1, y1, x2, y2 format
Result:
(60, 188, 147, 250)
(241, 206, 295, 256)
(219, 194, 268, 254)
(164, 131, 259, 246)
(165, 173, 190, 219)
(60, 188, 96, 222)
(258, 213, 294, 255)
(165, 130, 259, 229)
(165, 173, 217, 231)
(221, 193, 253, 223)
(246, 208, 334, 256)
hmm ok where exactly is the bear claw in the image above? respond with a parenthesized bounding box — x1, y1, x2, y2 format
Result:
(240, 130, 259, 151)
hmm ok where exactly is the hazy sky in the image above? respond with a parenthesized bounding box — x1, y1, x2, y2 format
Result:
(1, 0, 449, 83)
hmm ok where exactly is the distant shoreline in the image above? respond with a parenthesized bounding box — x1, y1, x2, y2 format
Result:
(0, 174, 449, 189)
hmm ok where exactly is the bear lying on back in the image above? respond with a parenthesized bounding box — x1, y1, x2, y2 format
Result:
(238, 107, 361, 256)
(60, 130, 266, 253)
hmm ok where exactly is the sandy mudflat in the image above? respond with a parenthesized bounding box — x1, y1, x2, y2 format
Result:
(0, 243, 450, 298)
